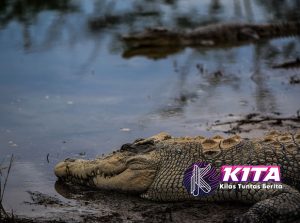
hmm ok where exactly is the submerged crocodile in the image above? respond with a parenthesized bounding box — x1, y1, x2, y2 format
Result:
(55, 131, 300, 222)
(272, 58, 300, 69)
(123, 22, 300, 47)
(122, 22, 300, 58)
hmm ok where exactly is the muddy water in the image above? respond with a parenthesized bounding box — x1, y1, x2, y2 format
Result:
(0, 0, 300, 219)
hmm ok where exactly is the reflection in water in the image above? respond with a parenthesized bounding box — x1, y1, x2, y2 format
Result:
(0, 0, 77, 26)
(256, 0, 300, 21)
(152, 36, 300, 118)
(233, 0, 242, 19)
(157, 56, 198, 117)
(244, 0, 254, 21)
(251, 43, 277, 113)
(122, 46, 183, 59)
(0, 0, 77, 50)
(88, 1, 161, 31)
(154, 45, 246, 118)
(210, 0, 222, 13)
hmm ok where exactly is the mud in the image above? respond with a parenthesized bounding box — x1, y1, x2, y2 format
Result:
(212, 112, 300, 135)
(3, 182, 249, 223)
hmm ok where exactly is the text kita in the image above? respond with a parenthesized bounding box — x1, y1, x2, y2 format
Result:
(220, 166, 281, 182)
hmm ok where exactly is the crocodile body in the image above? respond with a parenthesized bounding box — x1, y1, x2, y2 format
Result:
(272, 58, 300, 69)
(122, 22, 300, 48)
(55, 131, 300, 222)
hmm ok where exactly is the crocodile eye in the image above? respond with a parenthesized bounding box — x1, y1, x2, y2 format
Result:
(65, 158, 76, 162)
(120, 141, 155, 154)
(120, 143, 133, 151)
(133, 138, 145, 143)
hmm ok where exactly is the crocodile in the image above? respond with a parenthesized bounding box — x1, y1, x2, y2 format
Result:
(55, 131, 300, 222)
(122, 21, 300, 58)
(123, 22, 300, 47)
(272, 58, 300, 69)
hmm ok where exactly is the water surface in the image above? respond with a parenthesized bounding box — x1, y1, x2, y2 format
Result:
(0, 0, 299, 215)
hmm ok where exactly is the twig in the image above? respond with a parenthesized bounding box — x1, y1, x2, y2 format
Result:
(0, 178, 2, 219)
(213, 116, 300, 126)
(1, 154, 14, 202)
(0, 155, 14, 222)
(0, 173, 9, 219)
(11, 209, 15, 222)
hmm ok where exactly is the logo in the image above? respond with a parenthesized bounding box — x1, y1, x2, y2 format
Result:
(221, 165, 281, 182)
(183, 163, 282, 197)
(183, 162, 220, 197)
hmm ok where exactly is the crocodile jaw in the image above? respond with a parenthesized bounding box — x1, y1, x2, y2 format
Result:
(54, 152, 158, 193)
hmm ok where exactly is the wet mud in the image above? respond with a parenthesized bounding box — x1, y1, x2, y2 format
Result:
(3, 182, 249, 223)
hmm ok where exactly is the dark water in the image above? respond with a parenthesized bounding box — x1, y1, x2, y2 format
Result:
(0, 0, 299, 215)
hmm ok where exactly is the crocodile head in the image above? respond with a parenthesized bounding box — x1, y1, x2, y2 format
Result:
(122, 27, 182, 47)
(54, 133, 171, 194)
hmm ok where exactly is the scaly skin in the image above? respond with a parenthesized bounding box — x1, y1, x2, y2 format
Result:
(122, 22, 300, 48)
(55, 131, 300, 222)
